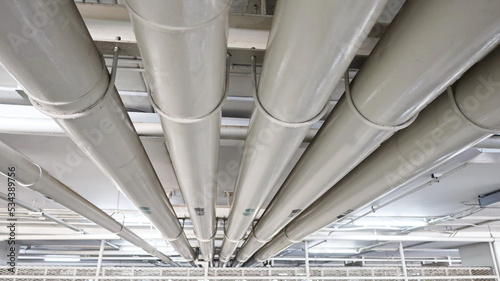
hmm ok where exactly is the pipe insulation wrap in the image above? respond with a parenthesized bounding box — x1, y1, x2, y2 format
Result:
(219, 0, 388, 262)
(247, 46, 500, 266)
(0, 0, 196, 262)
(236, 0, 500, 264)
(125, 0, 230, 261)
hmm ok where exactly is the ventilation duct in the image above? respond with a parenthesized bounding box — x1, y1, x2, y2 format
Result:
(218, 0, 388, 263)
(245, 45, 500, 266)
(236, 0, 500, 265)
(0, 1, 195, 263)
(124, 0, 230, 261)
(0, 138, 176, 266)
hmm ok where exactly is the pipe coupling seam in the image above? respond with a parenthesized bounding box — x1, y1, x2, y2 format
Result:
(251, 57, 329, 128)
(283, 228, 302, 244)
(16, 163, 43, 188)
(113, 224, 126, 236)
(252, 231, 272, 244)
(29, 62, 113, 120)
(125, 0, 231, 33)
(235, 256, 247, 264)
(196, 233, 216, 243)
(224, 233, 243, 244)
(149, 90, 225, 124)
(344, 71, 418, 131)
(447, 86, 500, 133)
(148, 55, 230, 124)
(164, 229, 185, 242)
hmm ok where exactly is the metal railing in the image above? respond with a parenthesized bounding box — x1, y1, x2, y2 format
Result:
(0, 266, 495, 281)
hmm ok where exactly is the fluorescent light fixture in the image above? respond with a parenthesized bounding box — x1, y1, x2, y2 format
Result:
(44, 256, 81, 262)
(308, 248, 359, 254)
(353, 218, 427, 228)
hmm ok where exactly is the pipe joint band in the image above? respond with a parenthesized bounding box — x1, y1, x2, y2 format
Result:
(251, 56, 329, 129)
(252, 231, 272, 244)
(16, 163, 43, 188)
(196, 232, 217, 243)
(149, 92, 225, 124)
(283, 228, 302, 244)
(148, 54, 230, 124)
(224, 233, 243, 244)
(112, 224, 126, 236)
(29, 53, 120, 120)
(447, 86, 500, 133)
(344, 71, 418, 131)
(125, 1, 231, 33)
(164, 229, 185, 242)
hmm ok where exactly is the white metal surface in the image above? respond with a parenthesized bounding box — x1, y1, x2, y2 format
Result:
(236, 0, 500, 265)
(219, 0, 387, 263)
(0, 0, 195, 262)
(246, 45, 500, 265)
(125, 0, 231, 261)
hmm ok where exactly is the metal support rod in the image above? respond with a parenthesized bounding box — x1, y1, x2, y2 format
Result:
(304, 241, 310, 280)
(488, 242, 500, 281)
(95, 239, 106, 280)
(399, 242, 408, 281)
(0, 192, 84, 233)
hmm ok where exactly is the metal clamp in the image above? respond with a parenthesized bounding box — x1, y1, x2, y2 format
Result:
(148, 54, 231, 124)
(29, 46, 121, 120)
(250, 56, 330, 129)
(447, 86, 500, 133)
(344, 71, 418, 131)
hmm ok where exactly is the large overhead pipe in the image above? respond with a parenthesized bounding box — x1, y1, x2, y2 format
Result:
(236, 0, 500, 265)
(0, 139, 177, 266)
(245, 46, 500, 266)
(218, 0, 388, 263)
(0, 1, 196, 262)
(124, 0, 230, 261)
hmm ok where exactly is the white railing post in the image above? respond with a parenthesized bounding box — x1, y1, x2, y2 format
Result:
(398, 242, 409, 281)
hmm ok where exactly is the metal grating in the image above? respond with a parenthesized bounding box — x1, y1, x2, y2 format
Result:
(0, 266, 495, 281)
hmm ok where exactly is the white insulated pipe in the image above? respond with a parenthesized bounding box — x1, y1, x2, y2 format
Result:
(244, 46, 500, 266)
(218, 0, 388, 263)
(0, 138, 176, 266)
(124, 0, 230, 261)
(236, 0, 500, 265)
(0, 1, 196, 263)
